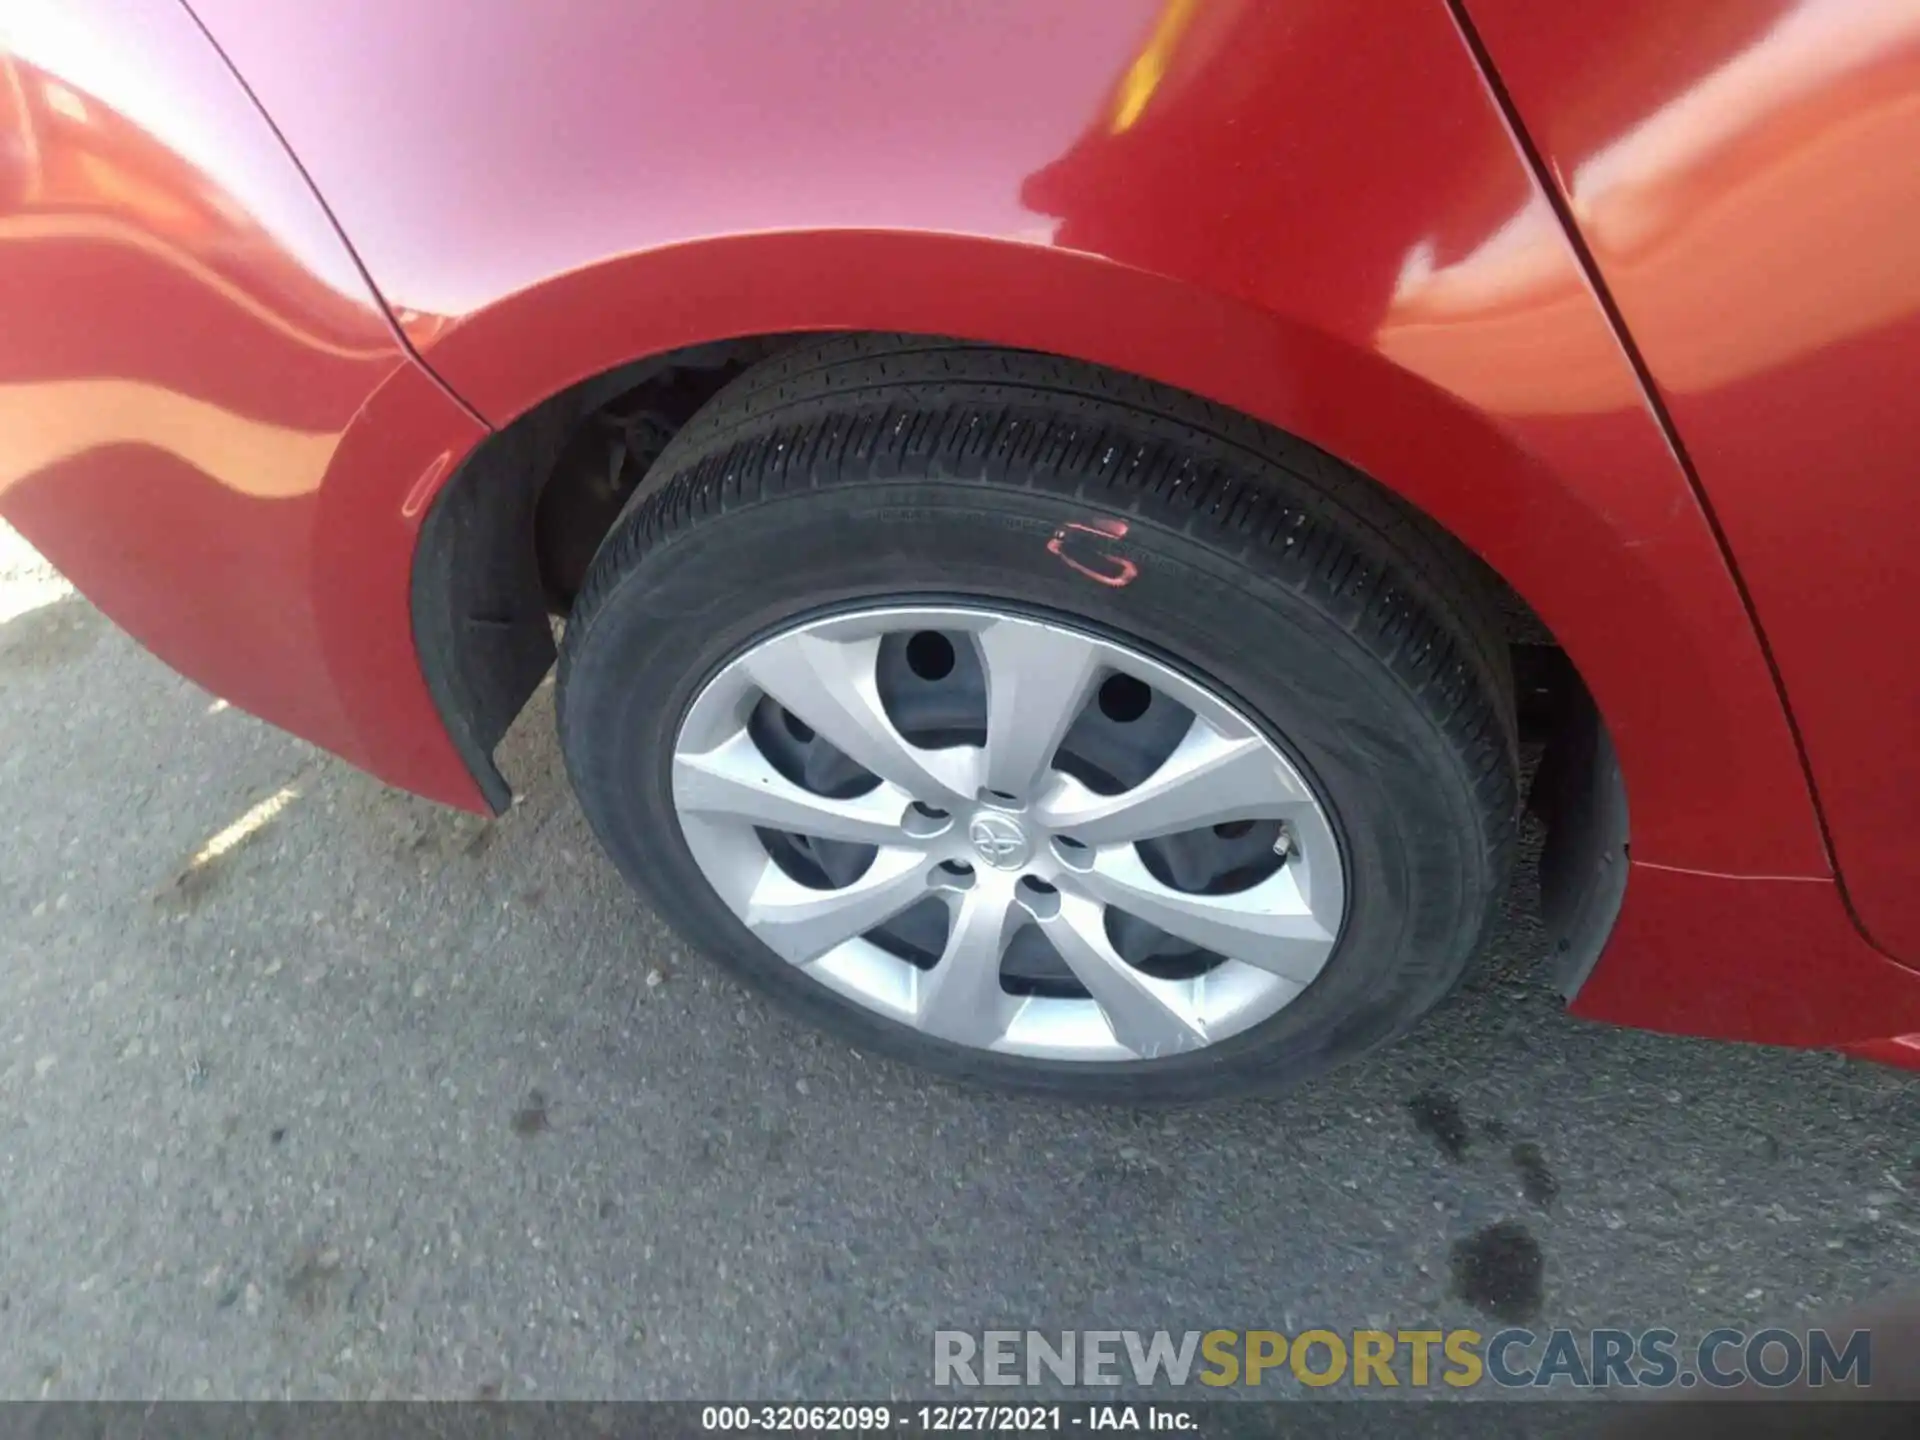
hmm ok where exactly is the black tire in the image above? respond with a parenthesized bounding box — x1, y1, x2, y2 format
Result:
(558, 335, 1518, 1101)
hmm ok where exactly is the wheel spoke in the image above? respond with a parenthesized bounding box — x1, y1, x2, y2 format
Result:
(975, 620, 1103, 801)
(1074, 848, 1333, 984)
(743, 847, 931, 965)
(743, 632, 975, 804)
(673, 732, 915, 844)
(1041, 893, 1209, 1058)
(1036, 720, 1311, 844)
(913, 874, 1021, 1047)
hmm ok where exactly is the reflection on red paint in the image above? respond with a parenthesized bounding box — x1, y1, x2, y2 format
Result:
(400, 450, 454, 519)
(0, 0, 487, 808)
(1563, 0, 1920, 394)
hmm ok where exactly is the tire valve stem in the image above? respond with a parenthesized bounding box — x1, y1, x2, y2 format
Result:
(1273, 826, 1294, 859)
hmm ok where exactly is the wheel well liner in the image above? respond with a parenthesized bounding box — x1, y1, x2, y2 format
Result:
(411, 393, 571, 814)
(410, 341, 776, 811)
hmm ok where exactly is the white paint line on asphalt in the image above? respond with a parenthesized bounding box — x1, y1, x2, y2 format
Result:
(188, 785, 301, 870)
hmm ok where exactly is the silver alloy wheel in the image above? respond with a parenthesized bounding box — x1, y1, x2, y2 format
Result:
(670, 606, 1346, 1062)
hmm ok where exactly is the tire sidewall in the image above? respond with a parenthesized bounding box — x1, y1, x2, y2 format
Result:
(560, 478, 1495, 1100)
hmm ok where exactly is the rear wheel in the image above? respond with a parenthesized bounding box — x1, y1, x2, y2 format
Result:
(557, 336, 1517, 1101)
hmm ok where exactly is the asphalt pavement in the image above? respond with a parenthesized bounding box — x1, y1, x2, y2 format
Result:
(1, 519, 1915, 1401)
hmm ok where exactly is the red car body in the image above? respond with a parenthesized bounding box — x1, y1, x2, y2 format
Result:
(3, 0, 1917, 1065)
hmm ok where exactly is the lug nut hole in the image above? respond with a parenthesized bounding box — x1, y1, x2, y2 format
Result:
(906, 630, 956, 681)
(1051, 836, 1094, 870)
(1016, 875, 1061, 918)
(1097, 673, 1151, 723)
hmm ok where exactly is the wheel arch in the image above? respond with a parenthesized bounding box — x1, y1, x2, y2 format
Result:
(404, 228, 1812, 895)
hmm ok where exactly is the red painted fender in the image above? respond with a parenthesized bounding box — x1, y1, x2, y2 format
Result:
(192, 0, 1828, 879)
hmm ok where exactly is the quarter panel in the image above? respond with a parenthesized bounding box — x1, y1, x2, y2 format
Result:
(191, 0, 1825, 875)
(1466, 0, 1920, 959)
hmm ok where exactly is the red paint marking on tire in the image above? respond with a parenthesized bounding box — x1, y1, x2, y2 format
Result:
(1047, 518, 1139, 588)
